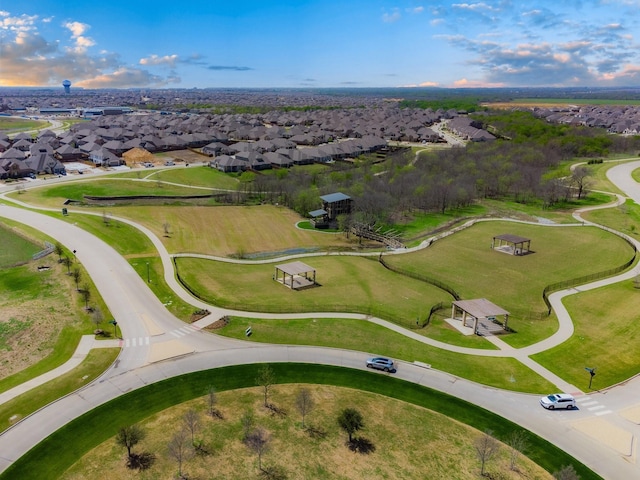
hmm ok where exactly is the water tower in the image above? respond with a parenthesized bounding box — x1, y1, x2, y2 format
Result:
(62, 79, 71, 94)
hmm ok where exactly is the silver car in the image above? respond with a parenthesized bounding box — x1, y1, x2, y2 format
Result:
(366, 357, 396, 373)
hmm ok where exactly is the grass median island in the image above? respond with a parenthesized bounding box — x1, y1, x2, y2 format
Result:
(175, 255, 452, 327)
(0, 348, 119, 432)
(216, 316, 554, 392)
(0, 364, 599, 480)
(383, 221, 634, 348)
(533, 280, 640, 389)
(129, 257, 196, 322)
(64, 385, 554, 480)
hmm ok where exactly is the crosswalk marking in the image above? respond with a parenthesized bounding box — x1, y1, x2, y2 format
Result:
(120, 324, 199, 348)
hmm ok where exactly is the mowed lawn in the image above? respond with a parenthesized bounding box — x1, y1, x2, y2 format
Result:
(10, 179, 210, 209)
(382, 221, 634, 346)
(0, 224, 42, 268)
(534, 280, 640, 389)
(138, 165, 240, 189)
(175, 255, 452, 326)
(63, 385, 554, 480)
(117, 204, 372, 256)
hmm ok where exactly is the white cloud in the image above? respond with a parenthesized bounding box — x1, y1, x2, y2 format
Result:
(382, 10, 401, 23)
(76, 67, 173, 88)
(64, 21, 89, 37)
(140, 54, 179, 67)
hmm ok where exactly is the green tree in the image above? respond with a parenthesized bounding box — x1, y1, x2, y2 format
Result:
(71, 268, 81, 291)
(256, 364, 275, 407)
(116, 424, 145, 459)
(553, 465, 580, 480)
(54, 242, 64, 263)
(337, 408, 364, 443)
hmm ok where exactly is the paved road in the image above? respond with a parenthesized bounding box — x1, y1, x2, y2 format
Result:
(2, 161, 640, 477)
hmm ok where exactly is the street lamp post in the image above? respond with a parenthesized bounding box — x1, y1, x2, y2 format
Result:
(109, 319, 118, 339)
(585, 367, 596, 389)
(146, 262, 150, 283)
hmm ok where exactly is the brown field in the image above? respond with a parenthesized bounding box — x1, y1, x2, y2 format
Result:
(62, 385, 553, 480)
(115, 204, 380, 256)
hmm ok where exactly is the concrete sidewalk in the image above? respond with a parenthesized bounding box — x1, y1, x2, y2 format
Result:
(0, 336, 120, 406)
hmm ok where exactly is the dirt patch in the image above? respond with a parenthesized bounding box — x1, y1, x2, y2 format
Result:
(204, 315, 229, 330)
(190, 309, 211, 323)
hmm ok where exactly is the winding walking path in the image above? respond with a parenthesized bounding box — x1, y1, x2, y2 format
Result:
(2, 160, 640, 478)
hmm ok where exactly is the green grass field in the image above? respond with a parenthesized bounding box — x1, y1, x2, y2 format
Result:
(175, 255, 452, 327)
(533, 280, 640, 389)
(0, 224, 42, 268)
(383, 221, 634, 347)
(113, 204, 372, 256)
(0, 117, 48, 133)
(0, 348, 119, 432)
(64, 384, 554, 480)
(136, 165, 241, 189)
(213, 316, 555, 392)
(14, 179, 209, 208)
(0, 365, 598, 480)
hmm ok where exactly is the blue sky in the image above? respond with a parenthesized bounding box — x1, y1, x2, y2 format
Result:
(1, 0, 640, 89)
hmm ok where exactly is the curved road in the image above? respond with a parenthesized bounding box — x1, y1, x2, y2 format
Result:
(2, 161, 640, 478)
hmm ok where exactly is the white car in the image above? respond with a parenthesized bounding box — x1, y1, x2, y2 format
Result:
(540, 393, 576, 410)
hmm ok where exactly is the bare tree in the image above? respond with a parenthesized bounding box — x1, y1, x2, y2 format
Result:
(570, 165, 591, 200)
(553, 464, 580, 480)
(91, 306, 104, 332)
(475, 430, 500, 477)
(256, 364, 276, 407)
(295, 387, 314, 428)
(116, 424, 145, 459)
(245, 427, 270, 472)
(168, 427, 192, 479)
(240, 408, 255, 442)
(102, 210, 111, 226)
(163, 221, 171, 237)
(182, 408, 200, 445)
(506, 430, 528, 471)
(207, 385, 222, 418)
(80, 283, 91, 310)
(71, 268, 81, 291)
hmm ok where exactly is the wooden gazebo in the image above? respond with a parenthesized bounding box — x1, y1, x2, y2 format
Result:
(492, 234, 531, 256)
(451, 298, 510, 334)
(274, 261, 316, 290)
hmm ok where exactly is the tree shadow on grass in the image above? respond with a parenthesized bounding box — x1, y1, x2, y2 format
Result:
(348, 437, 376, 454)
(126, 452, 156, 470)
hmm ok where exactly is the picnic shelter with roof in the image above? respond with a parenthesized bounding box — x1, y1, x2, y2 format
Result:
(491, 234, 531, 256)
(274, 261, 316, 290)
(451, 298, 510, 335)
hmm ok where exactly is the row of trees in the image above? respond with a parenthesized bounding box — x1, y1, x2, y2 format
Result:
(111, 365, 583, 479)
(230, 110, 640, 230)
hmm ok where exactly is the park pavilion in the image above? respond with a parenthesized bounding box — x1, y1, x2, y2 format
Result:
(491, 234, 531, 256)
(274, 261, 316, 290)
(451, 298, 510, 335)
